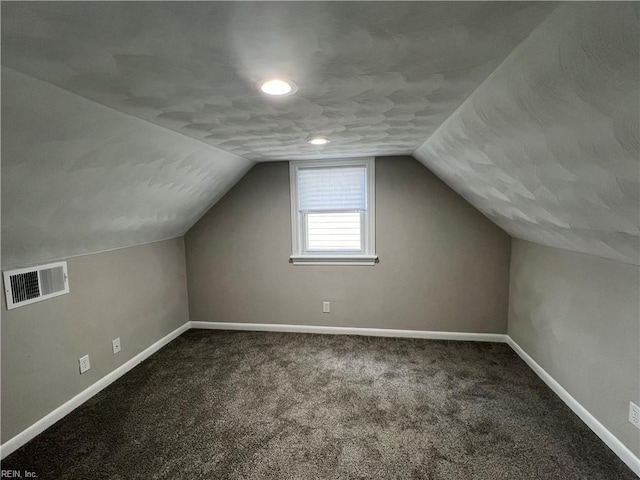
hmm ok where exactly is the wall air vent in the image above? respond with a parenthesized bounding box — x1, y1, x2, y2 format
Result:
(3, 262, 69, 309)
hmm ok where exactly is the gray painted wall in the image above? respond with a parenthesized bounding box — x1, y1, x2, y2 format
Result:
(508, 239, 640, 454)
(186, 157, 511, 332)
(1, 238, 189, 443)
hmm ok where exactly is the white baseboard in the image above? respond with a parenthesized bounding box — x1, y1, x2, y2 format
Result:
(506, 337, 640, 477)
(189, 321, 508, 343)
(0, 322, 190, 460)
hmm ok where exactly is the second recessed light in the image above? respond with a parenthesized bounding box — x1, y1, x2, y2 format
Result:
(308, 136, 330, 146)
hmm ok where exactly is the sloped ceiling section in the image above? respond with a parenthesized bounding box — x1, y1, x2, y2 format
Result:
(414, 3, 640, 265)
(1, 68, 253, 268)
(1, 2, 554, 160)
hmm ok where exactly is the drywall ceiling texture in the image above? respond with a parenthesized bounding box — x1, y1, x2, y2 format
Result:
(1, 68, 253, 268)
(414, 3, 640, 265)
(0, 2, 554, 161)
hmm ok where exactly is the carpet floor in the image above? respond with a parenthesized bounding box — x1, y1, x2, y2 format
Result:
(3, 330, 636, 479)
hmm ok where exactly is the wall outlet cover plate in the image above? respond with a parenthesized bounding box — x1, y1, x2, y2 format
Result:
(629, 402, 640, 429)
(79, 354, 90, 374)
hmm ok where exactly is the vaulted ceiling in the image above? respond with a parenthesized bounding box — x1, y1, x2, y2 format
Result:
(1, 2, 553, 160)
(414, 3, 640, 265)
(2, 2, 639, 267)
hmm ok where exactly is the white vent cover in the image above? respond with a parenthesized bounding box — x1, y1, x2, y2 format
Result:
(3, 262, 69, 309)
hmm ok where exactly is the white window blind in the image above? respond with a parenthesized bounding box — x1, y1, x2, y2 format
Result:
(297, 166, 367, 212)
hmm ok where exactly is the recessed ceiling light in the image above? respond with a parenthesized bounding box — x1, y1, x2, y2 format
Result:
(308, 136, 331, 146)
(258, 78, 297, 96)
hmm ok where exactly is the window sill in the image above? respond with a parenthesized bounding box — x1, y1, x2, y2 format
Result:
(290, 255, 378, 266)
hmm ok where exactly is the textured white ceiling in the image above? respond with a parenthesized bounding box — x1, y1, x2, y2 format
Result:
(1, 2, 638, 267)
(414, 3, 640, 265)
(1, 68, 252, 267)
(1, 2, 553, 160)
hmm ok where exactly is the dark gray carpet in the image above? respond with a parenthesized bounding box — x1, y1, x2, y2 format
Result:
(3, 330, 636, 479)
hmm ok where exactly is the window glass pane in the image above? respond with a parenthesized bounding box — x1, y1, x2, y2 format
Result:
(298, 166, 366, 212)
(306, 212, 361, 251)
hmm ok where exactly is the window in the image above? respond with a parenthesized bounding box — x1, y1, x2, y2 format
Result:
(289, 158, 376, 265)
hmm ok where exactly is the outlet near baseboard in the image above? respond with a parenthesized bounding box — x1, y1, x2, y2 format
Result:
(629, 402, 640, 429)
(78, 354, 90, 374)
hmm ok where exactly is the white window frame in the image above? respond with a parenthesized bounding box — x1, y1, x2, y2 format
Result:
(289, 157, 377, 266)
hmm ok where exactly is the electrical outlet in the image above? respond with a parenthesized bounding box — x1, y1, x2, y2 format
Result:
(629, 402, 640, 429)
(322, 301, 330, 313)
(79, 354, 90, 374)
(112, 337, 121, 354)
